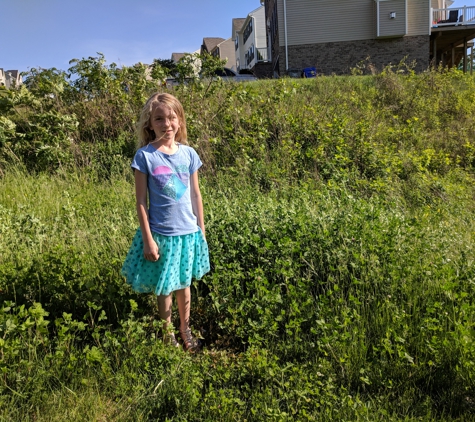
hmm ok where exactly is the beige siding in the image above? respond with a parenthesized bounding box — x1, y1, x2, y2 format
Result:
(218, 38, 237, 69)
(278, 0, 375, 45)
(253, 8, 267, 49)
(431, 0, 445, 8)
(278, 0, 429, 45)
(379, 0, 406, 37)
(408, 0, 430, 35)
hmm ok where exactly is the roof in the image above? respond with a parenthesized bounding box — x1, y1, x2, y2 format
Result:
(201, 37, 225, 53)
(6, 70, 20, 78)
(232, 18, 246, 39)
(171, 53, 186, 63)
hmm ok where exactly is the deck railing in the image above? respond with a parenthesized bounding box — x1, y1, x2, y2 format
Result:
(432, 6, 475, 27)
(237, 48, 269, 72)
(257, 48, 268, 62)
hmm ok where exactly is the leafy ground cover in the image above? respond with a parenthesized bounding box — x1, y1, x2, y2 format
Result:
(1, 59, 475, 420)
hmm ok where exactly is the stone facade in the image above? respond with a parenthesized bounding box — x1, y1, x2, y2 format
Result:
(253, 62, 274, 79)
(263, 0, 280, 76)
(279, 35, 430, 76)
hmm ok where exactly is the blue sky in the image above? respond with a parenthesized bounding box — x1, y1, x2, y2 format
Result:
(1, 0, 261, 72)
(1, 0, 474, 73)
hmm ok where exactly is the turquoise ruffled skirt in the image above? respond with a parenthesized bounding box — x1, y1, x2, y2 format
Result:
(121, 228, 210, 296)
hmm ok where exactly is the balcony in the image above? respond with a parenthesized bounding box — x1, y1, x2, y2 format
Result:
(257, 48, 268, 63)
(431, 6, 475, 70)
(432, 6, 475, 27)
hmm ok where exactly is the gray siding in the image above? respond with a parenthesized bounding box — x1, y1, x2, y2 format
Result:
(278, 0, 375, 45)
(278, 0, 430, 45)
(408, 0, 430, 35)
(378, 0, 407, 37)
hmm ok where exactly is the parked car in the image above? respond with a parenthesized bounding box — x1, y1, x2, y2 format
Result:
(165, 67, 257, 87)
(210, 67, 258, 82)
(287, 68, 303, 78)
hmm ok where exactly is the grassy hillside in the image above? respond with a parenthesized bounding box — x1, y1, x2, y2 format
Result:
(1, 61, 475, 420)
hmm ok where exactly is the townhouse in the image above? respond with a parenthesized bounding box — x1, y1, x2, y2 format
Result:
(261, 0, 475, 76)
(233, 6, 273, 77)
(201, 37, 237, 70)
(0, 69, 22, 88)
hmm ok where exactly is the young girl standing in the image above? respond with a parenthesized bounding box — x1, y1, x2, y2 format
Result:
(121, 92, 210, 351)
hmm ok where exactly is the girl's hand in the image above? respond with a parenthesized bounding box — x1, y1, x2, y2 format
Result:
(143, 241, 160, 262)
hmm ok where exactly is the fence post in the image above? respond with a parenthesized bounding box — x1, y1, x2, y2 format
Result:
(471, 45, 473, 75)
(464, 37, 468, 73)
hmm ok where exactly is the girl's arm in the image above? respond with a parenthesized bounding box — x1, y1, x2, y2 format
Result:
(190, 170, 205, 239)
(135, 169, 159, 261)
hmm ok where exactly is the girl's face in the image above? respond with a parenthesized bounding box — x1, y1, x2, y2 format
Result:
(149, 102, 180, 143)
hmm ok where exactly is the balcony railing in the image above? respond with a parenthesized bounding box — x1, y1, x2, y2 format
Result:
(432, 6, 475, 27)
(257, 48, 268, 62)
(237, 48, 269, 72)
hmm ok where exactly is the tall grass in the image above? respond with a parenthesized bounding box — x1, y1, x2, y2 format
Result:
(1, 62, 475, 420)
(2, 170, 474, 420)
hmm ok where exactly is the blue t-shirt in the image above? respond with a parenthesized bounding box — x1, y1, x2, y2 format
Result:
(131, 143, 202, 236)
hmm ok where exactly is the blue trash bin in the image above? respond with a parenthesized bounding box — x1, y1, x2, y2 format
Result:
(303, 67, 317, 78)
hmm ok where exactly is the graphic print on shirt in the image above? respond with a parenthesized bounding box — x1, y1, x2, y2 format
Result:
(151, 164, 189, 200)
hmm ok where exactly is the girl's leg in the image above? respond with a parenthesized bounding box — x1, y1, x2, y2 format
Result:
(176, 287, 199, 351)
(175, 287, 200, 352)
(157, 294, 179, 346)
(157, 294, 173, 329)
(175, 287, 191, 333)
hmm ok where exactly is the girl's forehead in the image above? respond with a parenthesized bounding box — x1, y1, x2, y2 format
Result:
(151, 102, 176, 116)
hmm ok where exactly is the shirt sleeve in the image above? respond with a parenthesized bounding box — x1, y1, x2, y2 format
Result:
(131, 149, 148, 174)
(188, 147, 202, 175)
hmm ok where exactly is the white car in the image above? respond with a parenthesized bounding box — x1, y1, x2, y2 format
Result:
(165, 67, 257, 87)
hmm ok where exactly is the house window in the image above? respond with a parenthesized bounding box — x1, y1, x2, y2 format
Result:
(235, 34, 239, 50)
(243, 19, 253, 43)
(246, 44, 255, 66)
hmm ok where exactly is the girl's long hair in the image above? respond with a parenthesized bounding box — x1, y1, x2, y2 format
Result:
(137, 93, 188, 148)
